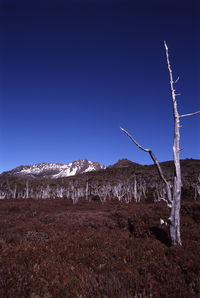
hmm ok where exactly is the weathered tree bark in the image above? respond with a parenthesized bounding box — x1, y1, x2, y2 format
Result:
(164, 41, 182, 245)
(121, 41, 200, 246)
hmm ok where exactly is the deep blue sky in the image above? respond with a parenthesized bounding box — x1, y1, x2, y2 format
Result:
(0, 0, 200, 172)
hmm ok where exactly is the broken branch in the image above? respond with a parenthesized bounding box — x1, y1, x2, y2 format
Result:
(179, 111, 200, 118)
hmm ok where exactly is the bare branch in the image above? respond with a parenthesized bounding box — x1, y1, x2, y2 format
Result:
(120, 126, 172, 204)
(157, 196, 172, 208)
(174, 76, 179, 83)
(179, 111, 200, 118)
(120, 127, 149, 152)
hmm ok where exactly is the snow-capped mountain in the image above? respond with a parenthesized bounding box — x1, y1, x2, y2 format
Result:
(1, 159, 106, 179)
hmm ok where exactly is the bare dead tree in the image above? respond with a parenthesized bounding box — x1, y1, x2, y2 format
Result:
(113, 183, 127, 201)
(86, 176, 89, 200)
(121, 41, 200, 246)
(25, 180, 29, 199)
(194, 174, 200, 200)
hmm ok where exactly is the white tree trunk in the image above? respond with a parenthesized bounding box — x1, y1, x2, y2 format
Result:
(170, 180, 181, 245)
(164, 41, 182, 245)
(26, 180, 29, 199)
(86, 177, 89, 200)
(133, 176, 137, 202)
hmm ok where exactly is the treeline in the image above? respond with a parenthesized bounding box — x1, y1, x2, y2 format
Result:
(0, 167, 199, 203)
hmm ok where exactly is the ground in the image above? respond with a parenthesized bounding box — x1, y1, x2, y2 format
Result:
(0, 198, 200, 297)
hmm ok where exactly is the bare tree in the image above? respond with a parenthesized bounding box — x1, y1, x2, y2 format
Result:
(121, 41, 200, 246)
(86, 176, 89, 200)
(113, 183, 128, 202)
(194, 175, 200, 200)
(25, 180, 29, 199)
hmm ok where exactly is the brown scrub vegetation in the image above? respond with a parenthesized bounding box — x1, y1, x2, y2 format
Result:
(0, 198, 200, 297)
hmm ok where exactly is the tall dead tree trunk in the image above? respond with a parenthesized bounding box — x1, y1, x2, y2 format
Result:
(164, 41, 182, 245)
(121, 41, 200, 246)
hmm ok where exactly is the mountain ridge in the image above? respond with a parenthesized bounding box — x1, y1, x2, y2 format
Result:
(0, 159, 106, 180)
(1, 158, 199, 182)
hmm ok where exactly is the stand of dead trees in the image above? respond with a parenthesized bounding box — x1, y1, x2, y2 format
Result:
(121, 41, 200, 246)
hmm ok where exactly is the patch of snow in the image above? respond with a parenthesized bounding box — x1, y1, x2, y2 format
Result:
(85, 165, 95, 172)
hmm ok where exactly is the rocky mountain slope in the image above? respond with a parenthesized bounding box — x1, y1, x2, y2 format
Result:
(0, 159, 106, 179)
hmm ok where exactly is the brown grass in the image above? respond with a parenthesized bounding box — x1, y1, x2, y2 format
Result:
(0, 198, 200, 297)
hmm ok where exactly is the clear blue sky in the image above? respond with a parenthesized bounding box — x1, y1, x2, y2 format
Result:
(0, 0, 200, 172)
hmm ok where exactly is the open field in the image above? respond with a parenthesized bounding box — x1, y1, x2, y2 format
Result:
(0, 198, 200, 297)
